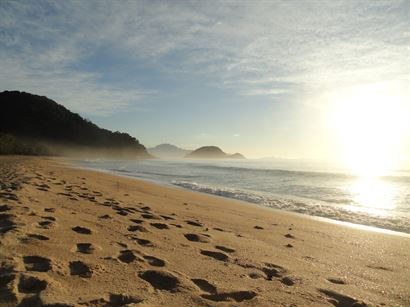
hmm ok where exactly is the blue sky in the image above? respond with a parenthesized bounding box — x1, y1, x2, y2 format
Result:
(1, 0, 409, 164)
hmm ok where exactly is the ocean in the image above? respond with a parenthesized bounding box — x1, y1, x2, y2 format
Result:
(77, 159, 410, 234)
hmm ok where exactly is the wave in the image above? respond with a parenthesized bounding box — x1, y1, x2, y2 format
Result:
(193, 164, 410, 182)
(172, 180, 410, 234)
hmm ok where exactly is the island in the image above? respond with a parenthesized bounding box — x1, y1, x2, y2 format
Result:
(148, 143, 192, 159)
(185, 146, 245, 159)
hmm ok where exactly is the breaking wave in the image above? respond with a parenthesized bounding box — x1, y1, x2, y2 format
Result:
(172, 180, 410, 234)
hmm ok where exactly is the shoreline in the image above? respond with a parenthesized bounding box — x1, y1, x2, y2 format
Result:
(1, 156, 409, 306)
(72, 159, 410, 238)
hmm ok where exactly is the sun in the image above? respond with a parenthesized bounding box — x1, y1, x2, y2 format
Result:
(329, 82, 408, 177)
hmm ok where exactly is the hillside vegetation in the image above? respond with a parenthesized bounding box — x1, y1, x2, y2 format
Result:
(0, 91, 151, 158)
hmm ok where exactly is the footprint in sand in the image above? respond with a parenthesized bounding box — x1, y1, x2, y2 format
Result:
(150, 223, 169, 230)
(18, 275, 48, 293)
(185, 220, 203, 227)
(0, 191, 18, 201)
(327, 278, 346, 285)
(139, 270, 180, 291)
(0, 213, 16, 234)
(102, 201, 113, 207)
(213, 227, 226, 232)
(236, 260, 296, 286)
(69, 261, 93, 278)
(280, 276, 295, 286)
(248, 272, 265, 279)
(23, 256, 51, 272)
(116, 242, 128, 248)
(200, 250, 229, 262)
(26, 233, 50, 241)
(143, 255, 166, 267)
(366, 264, 393, 272)
(284, 233, 295, 239)
(98, 214, 111, 219)
(262, 263, 287, 280)
(113, 207, 129, 216)
(128, 225, 149, 232)
(118, 250, 138, 263)
(57, 192, 73, 197)
(76, 243, 95, 254)
(141, 213, 162, 220)
(254, 225, 264, 230)
(72, 226, 92, 234)
(0, 273, 17, 303)
(131, 237, 154, 247)
(191, 279, 217, 294)
(215, 245, 236, 253)
(44, 208, 55, 213)
(160, 215, 175, 221)
(0, 204, 11, 212)
(123, 207, 138, 214)
(263, 264, 295, 286)
(130, 218, 144, 224)
(318, 289, 367, 306)
(171, 224, 183, 228)
(83, 293, 143, 306)
(184, 233, 211, 243)
(37, 220, 54, 229)
(191, 278, 257, 303)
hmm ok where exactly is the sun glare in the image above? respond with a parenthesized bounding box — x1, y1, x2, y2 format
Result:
(347, 176, 396, 215)
(329, 83, 409, 177)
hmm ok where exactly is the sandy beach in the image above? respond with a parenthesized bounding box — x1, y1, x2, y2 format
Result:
(0, 156, 409, 306)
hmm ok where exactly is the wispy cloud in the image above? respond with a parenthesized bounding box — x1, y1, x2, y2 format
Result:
(0, 0, 408, 115)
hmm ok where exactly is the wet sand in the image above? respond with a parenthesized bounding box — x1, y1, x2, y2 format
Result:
(0, 156, 409, 306)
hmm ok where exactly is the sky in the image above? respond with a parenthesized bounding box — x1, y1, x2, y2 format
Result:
(1, 0, 409, 166)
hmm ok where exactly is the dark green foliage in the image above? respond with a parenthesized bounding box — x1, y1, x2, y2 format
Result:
(0, 91, 151, 158)
(0, 133, 49, 155)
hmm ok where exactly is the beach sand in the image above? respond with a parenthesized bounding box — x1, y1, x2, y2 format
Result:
(0, 156, 409, 306)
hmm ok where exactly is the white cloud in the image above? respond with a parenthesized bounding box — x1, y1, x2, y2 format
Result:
(0, 0, 408, 113)
(0, 56, 150, 116)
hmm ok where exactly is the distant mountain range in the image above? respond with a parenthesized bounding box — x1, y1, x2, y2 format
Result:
(0, 91, 152, 158)
(148, 144, 245, 159)
(185, 146, 245, 159)
(148, 144, 191, 159)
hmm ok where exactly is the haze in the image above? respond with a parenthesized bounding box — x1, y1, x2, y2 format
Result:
(1, 1, 409, 171)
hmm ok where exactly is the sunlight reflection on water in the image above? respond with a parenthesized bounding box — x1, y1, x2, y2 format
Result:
(347, 177, 396, 215)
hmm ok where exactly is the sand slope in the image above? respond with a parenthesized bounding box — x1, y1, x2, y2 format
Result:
(0, 156, 409, 306)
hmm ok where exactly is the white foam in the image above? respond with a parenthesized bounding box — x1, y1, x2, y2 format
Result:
(172, 180, 410, 234)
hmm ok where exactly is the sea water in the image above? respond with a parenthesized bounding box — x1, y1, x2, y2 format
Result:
(77, 159, 410, 234)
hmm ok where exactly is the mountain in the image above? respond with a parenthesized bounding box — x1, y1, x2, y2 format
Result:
(185, 146, 245, 159)
(0, 91, 152, 158)
(148, 143, 192, 159)
(230, 153, 246, 159)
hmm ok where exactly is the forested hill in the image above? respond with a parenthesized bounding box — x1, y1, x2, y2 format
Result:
(0, 91, 152, 158)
